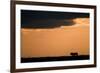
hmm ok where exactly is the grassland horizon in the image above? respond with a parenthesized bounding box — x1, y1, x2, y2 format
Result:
(21, 55, 89, 63)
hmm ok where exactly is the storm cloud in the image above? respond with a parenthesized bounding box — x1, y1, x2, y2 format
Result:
(21, 10, 89, 29)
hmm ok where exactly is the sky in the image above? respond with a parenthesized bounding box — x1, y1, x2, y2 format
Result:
(21, 10, 89, 28)
(21, 10, 90, 58)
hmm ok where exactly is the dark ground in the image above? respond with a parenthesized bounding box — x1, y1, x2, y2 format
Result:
(21, 55, 89, 63)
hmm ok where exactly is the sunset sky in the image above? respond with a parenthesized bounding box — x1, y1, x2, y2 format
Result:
(21, 10, 90, 58)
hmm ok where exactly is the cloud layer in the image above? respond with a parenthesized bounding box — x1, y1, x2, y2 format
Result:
(21, 10, 89, 29)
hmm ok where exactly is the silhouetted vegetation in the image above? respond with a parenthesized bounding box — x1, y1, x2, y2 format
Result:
(21, 55, 89, 63)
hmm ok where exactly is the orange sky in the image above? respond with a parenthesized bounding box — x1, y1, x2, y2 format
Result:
(21, 18, 90, 58)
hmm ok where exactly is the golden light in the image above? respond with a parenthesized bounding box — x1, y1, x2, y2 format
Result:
(21, 18, 90, 57)
(73, 18, 90, 26)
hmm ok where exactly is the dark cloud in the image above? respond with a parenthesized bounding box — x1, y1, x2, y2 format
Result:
(21, 19, 75, 28)
(21, 10, 89, 29)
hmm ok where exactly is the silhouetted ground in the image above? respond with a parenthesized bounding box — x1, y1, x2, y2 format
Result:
(21, 55, 89, 63)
